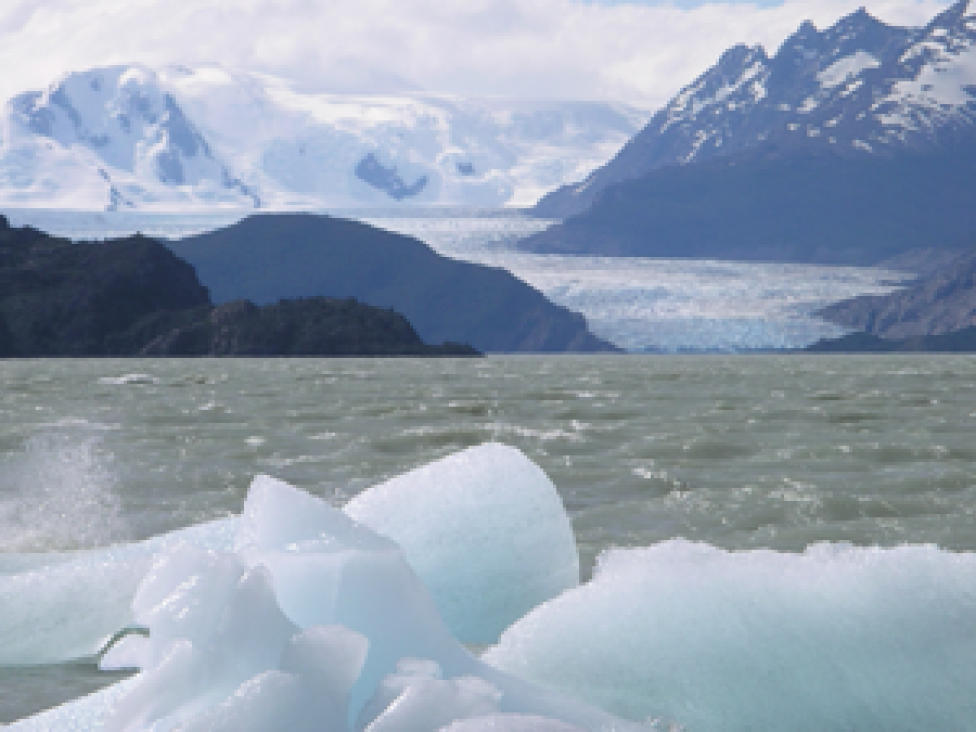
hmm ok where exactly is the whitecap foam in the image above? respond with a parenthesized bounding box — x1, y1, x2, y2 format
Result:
(97, 374, 159, 386)
(0, 432, 128, 553)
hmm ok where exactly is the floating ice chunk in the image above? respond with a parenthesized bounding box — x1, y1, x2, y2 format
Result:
(104, 564, 300, 731)
(485, 540, 976, 732)
(177, 671, 307, 732)
(179, 624, 370, 732)
(12, 452, 634, 732)
(237, 474, 393, 556)
(0, 518, 238, 667)
(230, 474, 470, 719)
(278, 625, 370, 723)
(0, 550, 151, 666)
(346, 443, 579, 643)
(6, 676, 138, 731)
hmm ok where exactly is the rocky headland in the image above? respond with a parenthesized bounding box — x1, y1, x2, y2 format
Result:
(0, 215, 477, 357)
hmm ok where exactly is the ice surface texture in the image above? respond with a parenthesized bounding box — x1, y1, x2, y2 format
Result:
(486, 539, 976, 732)
(345, 443, 580, 642)
(9, 442, 976, 731)
(9, 445, 622, 731)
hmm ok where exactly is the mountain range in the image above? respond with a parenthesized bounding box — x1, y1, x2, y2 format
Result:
(521, 139, 976, 265)
(0, 65, 645, 211)
(535, 0, 976, 221)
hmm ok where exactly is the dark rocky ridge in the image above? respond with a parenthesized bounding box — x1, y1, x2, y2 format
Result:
(818, 244, 976, 338)
(0, 217, 208, 356)
(803, 325, 976, 353)
(522, 141, 976, 266)
(534, 1, 976, 220)
(0, 215, 477, 357)
(137, 299, 477, 357)
(167, 213, 619, 353)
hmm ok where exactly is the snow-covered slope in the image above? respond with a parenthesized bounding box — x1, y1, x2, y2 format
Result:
(0, 64, 646, 211)
(536, 0, 976, 217)
(0, 66, 259, 210)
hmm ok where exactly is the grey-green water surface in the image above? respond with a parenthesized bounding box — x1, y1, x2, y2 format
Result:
(2, 355, 976, 721)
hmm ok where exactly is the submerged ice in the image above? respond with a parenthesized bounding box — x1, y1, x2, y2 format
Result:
(6, 442, 976, 731)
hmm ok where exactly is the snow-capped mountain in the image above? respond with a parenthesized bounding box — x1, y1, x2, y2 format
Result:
(0, 64, 647, 211)
(536, 0, 976, 218)
(1, 67, 259, 210)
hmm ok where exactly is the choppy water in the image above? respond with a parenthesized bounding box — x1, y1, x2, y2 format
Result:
(2, 356, 975, 724)
(2, 355, 975, 723)
(3, 209, 907, 351)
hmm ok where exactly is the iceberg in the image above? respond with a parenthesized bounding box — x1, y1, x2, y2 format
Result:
(0, 519, 237, 667)
(9, 443, 976, 731)
(9, 445, 629, 731)
(0, 444, 575, 667)
(485, 540, 976, 731)
(346, 443, 580, 643)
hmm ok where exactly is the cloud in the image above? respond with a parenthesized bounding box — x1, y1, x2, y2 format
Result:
(0, 0, 953, 109)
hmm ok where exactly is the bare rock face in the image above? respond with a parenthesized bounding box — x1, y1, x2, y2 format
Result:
(0, 224, 209, 356)
(819, 249, 976, 338)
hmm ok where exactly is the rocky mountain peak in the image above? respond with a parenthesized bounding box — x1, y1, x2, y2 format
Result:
(927, 0, 976, 30)
(533, 2, 976, 219)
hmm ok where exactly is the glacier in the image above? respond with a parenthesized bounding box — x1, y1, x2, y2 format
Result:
(0, 64, 646, 211)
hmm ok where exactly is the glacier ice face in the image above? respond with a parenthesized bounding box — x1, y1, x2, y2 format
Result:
(345, 443, 580, 643)
(485, 539, 976, 732)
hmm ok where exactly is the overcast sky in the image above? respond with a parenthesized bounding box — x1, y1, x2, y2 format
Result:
(0, 0, 954, 110)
